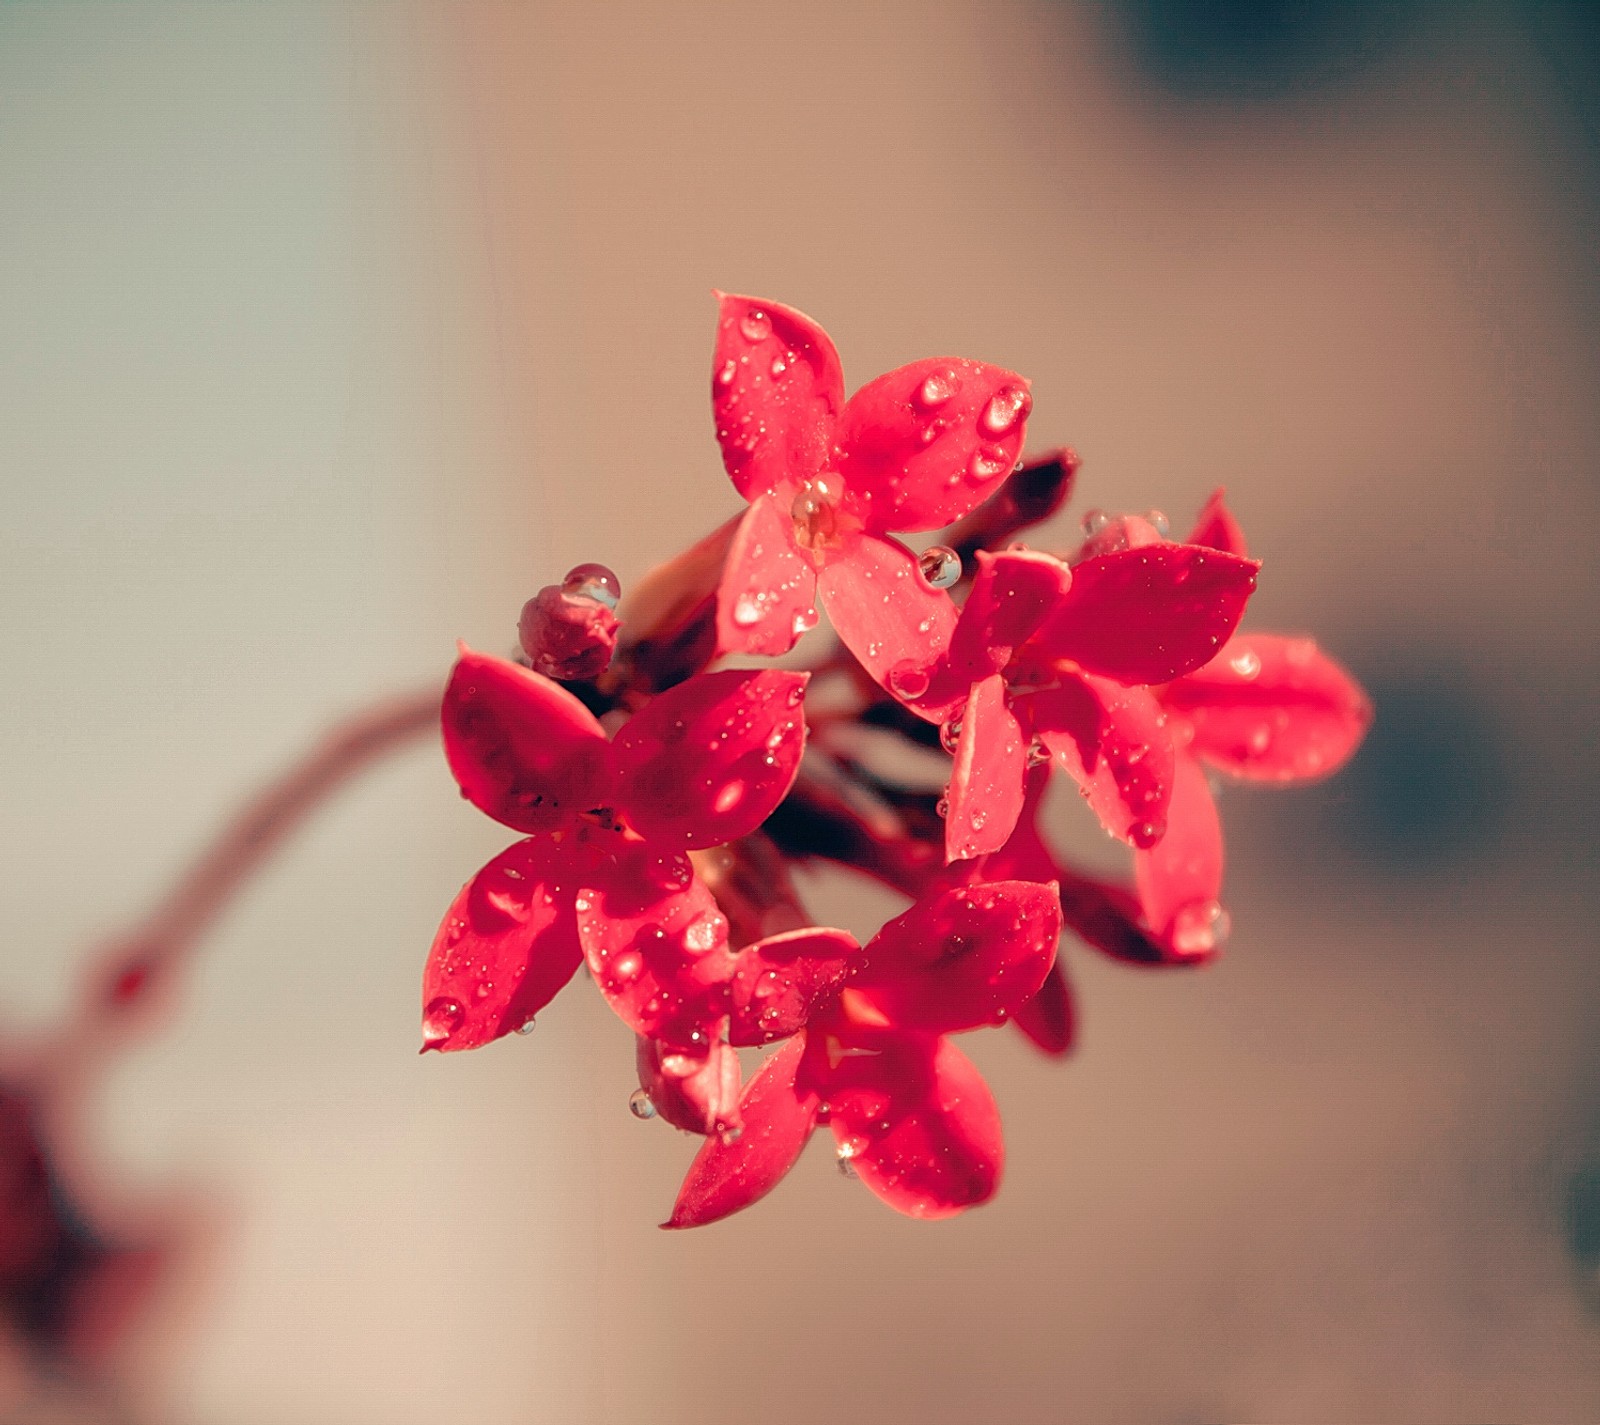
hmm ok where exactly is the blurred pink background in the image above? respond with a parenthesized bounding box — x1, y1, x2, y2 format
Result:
(2, 1, 1598, 1420)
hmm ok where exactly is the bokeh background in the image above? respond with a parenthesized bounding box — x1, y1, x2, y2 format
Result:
(2, 1, 1598, 1420)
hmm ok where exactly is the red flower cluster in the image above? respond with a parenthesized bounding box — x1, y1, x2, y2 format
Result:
(422, 294, 1371, 1226)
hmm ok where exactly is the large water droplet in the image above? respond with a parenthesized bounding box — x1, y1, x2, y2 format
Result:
(967, 445, 1011, 483)
(887, 659, 931, 700)
(916, 369, 959, 408)
(1229, 648, 1262, 679)
(1144, 509, 1171, 537)
(628, 1088, 658, 1120)
(739, 308, 772, 343)
(1169, 900, 1231, 957)
(715, 358, 737, 389)
(1080, 509, 1112, 537)
(980, 384, 1031, 436)
(939, 717, 963, 753)
(1129, 819, 1165, 849)
(918, 545, 961, 589)
(682, 911, 725, 955)
(732, 591, 767, 627)
(562, 563, 622, 610)
(712, 781, 745, 815)
(422, 996, 465, 1047)
(515, 1014, 538, 1035)
(1025, 737, 1052, 768)
(790, 476, 842, 551)
(791, 605, 820, 638)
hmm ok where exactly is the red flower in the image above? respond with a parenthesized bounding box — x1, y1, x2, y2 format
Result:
(665, 880, 1061, 1227)
(710, 293, 1032, 677)
(421, 649, 808, 1063)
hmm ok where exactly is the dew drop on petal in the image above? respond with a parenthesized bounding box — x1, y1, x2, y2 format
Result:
(935, 790, 950, 819)
(1144, 508, 1171, 537)
(836, 1145, 860, 1179)
(916, 369, 959, 409)
(1230, 649, 1262, 679)
(1025, 736, 1052, 768)
(1169, 900, 1231, 957)
(732, 592, 766, 627)
(422, 996, 465, 1047)
(939, 717, 963, 754)
(770, 354, 789, 378)
(739, 308, 772, 343)
(967, 445, 1012, 483)
(682, 911, 725, 955)
(516, 1014, 538, 1035)
(887, 659, 931, 700)
(1080, 509, 1112, 537)
(628, 1088, 658, 1120)
(980, 384, 1031, 436)
(792, 605, 820, 638)
(561, 562, 622, 610)
(660, 1052, 699, 1079)
(918, 545, 961, 589)
(1130, 819, 1165, 849)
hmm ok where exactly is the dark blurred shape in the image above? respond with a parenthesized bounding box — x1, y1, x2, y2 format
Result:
(1326, 658, 1506, 870)
(1566, 1151, 1600, 1311)
(1108, 0, 1420, 100)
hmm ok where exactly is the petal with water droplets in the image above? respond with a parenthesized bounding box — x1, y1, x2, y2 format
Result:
(636, 1033, 742, 1138)
(835, 360, 1032, 533)
(576, 846, 737, 1043)
(729, 926, 860, 1046)
(1135, 754, 1224, 962)
(1026, 544, 1259, 686)
(665, 1035, 820, 1229)
(829, 1037, 1003, 1220)
(817, 532, 958, 693)
(1034, 672, 1176, 847)
(714, 494, 820, 658)
(611, 669, 809, 849)
(441, 649, 612, 834)
(1187, 487, 1249, 557)
(850, 880, 1061, 1034)
(712, 293, 843, 503)
(1164, 634, 1372, 782)
(945, 675, 1027, 862)
(420, 838, 585, 1053)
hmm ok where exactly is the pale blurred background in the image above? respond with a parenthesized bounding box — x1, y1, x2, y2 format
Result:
(2, 1, 1598, 1421)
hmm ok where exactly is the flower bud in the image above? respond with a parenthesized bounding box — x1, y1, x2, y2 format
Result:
(517, 583, 620, 681)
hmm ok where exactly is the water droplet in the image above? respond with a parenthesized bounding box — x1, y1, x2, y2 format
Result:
(918, 545, 961, 589)
(422, 996, 465, 1046)
(713, 781, 745, 815)
(612, 951, 643, 982)
(516, 1014, 538, 1035)
(887, 659, 931, 700)
(980, 384, 1031, 436)
(939, 717, 963, 753)
(967, 445, 1011, 483)
(836, 1145, 859, 1179)
(791, 605, 820, 638)
(935, 791, 950, 819)
(660, 1052, 699, 1078)
(628, 1088, 658, 1120)
(1129, 819, 1165, 849)
(790, 476, 842, 551)
(732, 591, 766, 626)
(769, 354, 789, 378)
(1080, 509, 1112, 537)
(787, 683, 805, 708)
(1025, 737, 1052, 768)
(1169, 900, 1231, 957)
(916, 369, 959, 408)
(715, 358, 737, 388)
(720, 1125, 743, 1145)
(1144, 509, 1171, 537)
(739, 308, 772, 343)
(561, 563, 622, 610)
(1247, 723, 1273, 755)
(682, 911, 725, 954)
(1230, 649, 1262, 679)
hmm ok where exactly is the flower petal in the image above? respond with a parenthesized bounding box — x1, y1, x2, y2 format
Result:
(611, 669, 809, 849)
(1187, 487, 1249, 557)
(1026, 544, 1260, 685)
(945, 674, 1027, 862)
(636, 1033, 742, 1137)
(575, 846, 737, 1043)
(1134, 754, 1227, 962)
(1011, 962, 1076, 1056)
(730, 926, 860, 1046)
(1034, 672, 1176, 847)
(818, 533, 958, 694)
(665, 1035, 820, 1229)
(830, 1037, 1003, 1220)
(421, 838, 585, 1052)
(946, 447, 1080, 567)
(834, 360, 1032, 532)
(714, 494, 820, 657)
(712, 293, 843, 503)
(1164, 634, 1372, 782)
(441, 649, 611, 834)
(850, 879, 1061, 1034)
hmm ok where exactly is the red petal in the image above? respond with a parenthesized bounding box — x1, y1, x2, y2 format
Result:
(830, 1037, 1003, 1220)
(945, 674, 1027, 862)
(714, 494, 820, 657)
(1134, 754, 1227, 962)
(1187, 487, 1249, 557)
(729, 926, 860, 1046)
(441, 648, 610, 834)
(1026, 544, 1260, 685)
(1164, 634, 1372, 782)
(818, 533, 958, 694)
(637, 1033, 742, 1137)
(850, 880, 1061, 1034)
(1034, 672, 1176, 847)
(611, 669, 809, 849)
(575, 847, 738, 1043)
(1011, 961, 1076, 1056)
(834, 360, 1031, 532)
(712, 293, 843, 503)
(665, 1035, 820, 1229)
(421, 839, 585, 1052)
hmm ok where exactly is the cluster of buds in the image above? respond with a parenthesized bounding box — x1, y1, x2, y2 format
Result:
(421, 294, 1371, 1227)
